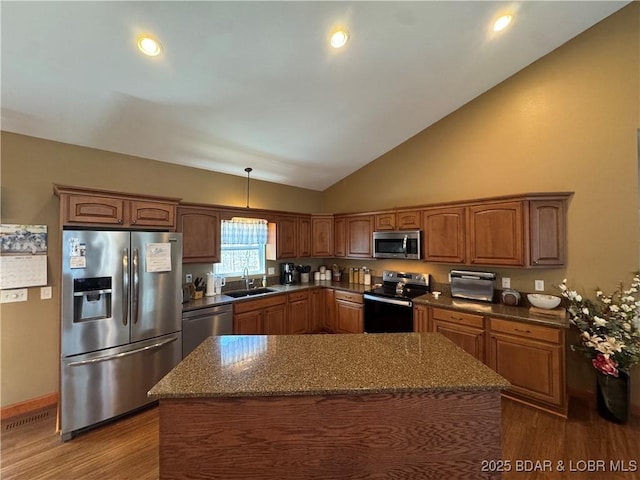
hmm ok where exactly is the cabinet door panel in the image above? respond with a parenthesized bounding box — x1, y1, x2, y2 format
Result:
(233, 311, 262, 335)
(178, 208, 220, 263)
(530, 200, 565, 266)
(67, 194, 125, 225)
(335, 299, 363, 333)
(324, 289, 336, 332)
(433, 321, 485, 362)
(309, 288, 324, 332)
(375, 213, 396, 231)
(423, 207, 466, 263)
(489, 333, 563, 407)
(298, 216, 311, 258)
(287, 300, 309, 334)
(397, 210, 421, 230)
(413, 304, 429, 332)
(276, 216, 298, 259)
(311, 216, 333, 257)
(264, 305, 286, 335)
(468, 202, 523, 266)
(333, 218, 346, 257)
(129, 201, 175, 228)
(346, 216, 373, 258)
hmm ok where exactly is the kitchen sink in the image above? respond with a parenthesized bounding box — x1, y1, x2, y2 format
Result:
(225, 288, 277, 298)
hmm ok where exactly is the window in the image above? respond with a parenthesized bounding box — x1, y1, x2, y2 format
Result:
(213, 218, 267, 277)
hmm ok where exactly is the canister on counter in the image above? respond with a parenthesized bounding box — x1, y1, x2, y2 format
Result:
(364, 267, 371, 285)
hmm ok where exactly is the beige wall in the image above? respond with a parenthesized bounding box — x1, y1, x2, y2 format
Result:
(1, 3, 638, 409)
(323, 4, 640, 404)
(0, 134, 322, 407)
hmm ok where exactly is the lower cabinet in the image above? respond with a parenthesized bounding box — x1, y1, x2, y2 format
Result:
(233, 294, 287, 335)
(430, 307, 485, 363)
(488, 317, 566, 415)
(413, 304, 429, 332)
(334, 291, 363, 334)
(287, 291, 310, 334)
(309, 288, 325, 332)
(324, 288, 336, 332)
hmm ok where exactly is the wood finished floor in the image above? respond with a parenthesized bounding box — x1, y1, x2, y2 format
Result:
(1, 398, 638, 480)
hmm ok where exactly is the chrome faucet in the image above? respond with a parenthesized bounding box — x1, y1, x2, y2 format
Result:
(242, 266, 254, 290)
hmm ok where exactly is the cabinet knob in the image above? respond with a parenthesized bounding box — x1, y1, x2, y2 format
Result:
(132, 219, 137, 224)
(118, 219, 123, 224)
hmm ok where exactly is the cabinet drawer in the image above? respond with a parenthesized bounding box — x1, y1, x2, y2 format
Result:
(489, 317, 561, 343)
(288, 290, 309, 302)
(233, 294, 286, 314)
(431, 307, 483, 328)
(334, 290, 363, 304)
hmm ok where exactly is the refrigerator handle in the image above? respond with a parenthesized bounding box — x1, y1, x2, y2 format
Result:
(132, 248, 140, 324)
(66, 337, 178, 366)
(122, 248, 129, 326)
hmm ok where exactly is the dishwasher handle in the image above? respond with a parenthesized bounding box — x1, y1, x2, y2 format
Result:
(182, 305, 233, 320)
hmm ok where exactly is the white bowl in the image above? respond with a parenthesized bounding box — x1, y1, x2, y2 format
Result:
(527, 293, 561, 309)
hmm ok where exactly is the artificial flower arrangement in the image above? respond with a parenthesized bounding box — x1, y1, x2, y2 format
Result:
(558, 274, 640, 377)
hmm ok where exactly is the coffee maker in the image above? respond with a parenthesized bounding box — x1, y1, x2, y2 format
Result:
(280, 262, 295, 285)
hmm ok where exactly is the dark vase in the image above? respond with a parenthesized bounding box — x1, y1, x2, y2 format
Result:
(596, 370, 630, 424)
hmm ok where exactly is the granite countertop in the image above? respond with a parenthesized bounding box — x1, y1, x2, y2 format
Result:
(183, 281, 568, 329)
(148, 333, 510, 399)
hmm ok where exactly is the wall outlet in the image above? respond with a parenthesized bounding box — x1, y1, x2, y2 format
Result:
(40, 286, 52, 300)
(1, 289, 28, 303)
(185, 274, 193, 283)
(268, 267, 275, 275)
(535, 280, 545, 291)
(502, 277, 511, 289)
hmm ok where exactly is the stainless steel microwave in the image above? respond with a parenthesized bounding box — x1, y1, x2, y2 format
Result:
(372, 230, 422, 260)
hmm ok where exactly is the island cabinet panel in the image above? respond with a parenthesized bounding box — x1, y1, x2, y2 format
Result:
(177, 206, 220, 263)
(413, 304, 429, 332)
(297, 215, 312, 258)
(334, 291, 363, 334)
(422, 206, 466, 263)
(309, 288, 325, 332)
(529, 199, 566, 266)
(345, 215, 373, 258)
(233, 294, 287, 335)
(333, 217, 347, 257)
(311, 215, 333, 257)
(488, 317, 566, 416)
(158, 391, 503, 480)
(468, 201, 524, 266)
(287, 291, 309, 334)
(430, 307, 485, 362)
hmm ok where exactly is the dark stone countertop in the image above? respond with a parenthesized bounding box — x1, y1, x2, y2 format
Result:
(148, 332, 510, 399)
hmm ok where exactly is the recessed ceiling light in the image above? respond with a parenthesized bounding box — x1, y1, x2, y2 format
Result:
(330, 29, 349, 49)
(493, 14, 513, 32)
(137, 34, 162, 56)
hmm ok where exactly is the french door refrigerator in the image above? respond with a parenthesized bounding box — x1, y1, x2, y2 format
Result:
(60, 230, 182, 441)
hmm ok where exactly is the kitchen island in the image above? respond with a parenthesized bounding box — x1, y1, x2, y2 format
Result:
(149, 333, 509, 479)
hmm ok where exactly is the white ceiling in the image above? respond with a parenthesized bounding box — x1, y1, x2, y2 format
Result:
(1, 1, 629, 191)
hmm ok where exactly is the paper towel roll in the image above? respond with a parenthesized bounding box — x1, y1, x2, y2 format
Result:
(205, 273, 215, 297)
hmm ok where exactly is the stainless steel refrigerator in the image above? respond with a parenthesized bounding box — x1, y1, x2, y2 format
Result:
(60, 230, 183, 441)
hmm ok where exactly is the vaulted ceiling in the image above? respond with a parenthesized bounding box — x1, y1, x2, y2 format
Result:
(1, 1, 630, 190)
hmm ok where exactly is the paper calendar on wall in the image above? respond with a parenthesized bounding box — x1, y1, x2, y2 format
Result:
(0, 224, 48, 289)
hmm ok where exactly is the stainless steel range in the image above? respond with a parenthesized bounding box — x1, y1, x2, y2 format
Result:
(363, 271, 430, 333)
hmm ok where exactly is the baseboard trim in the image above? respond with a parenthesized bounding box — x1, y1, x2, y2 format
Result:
(568, 387, 640, 417)
(1, 393, 58, 420)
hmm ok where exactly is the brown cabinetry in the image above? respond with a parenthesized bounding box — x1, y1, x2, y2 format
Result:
(233, 294, 287, 335)
(309, 288, 325, 332)
(334, 291, 363, 333)
(488, 317, 565, 415)
(345, 215, 373, 258)
(54, 184, 179, 230)
(311, 215, 333, 257)
(333, 217, 347, 257)
(423, 206, 466, 263)
(324, 288, 336, 332)
(275, 216, 298, 259)
(177, 205, 221, 263)
(375, 210, 421, 231)
(430, 307, 485, 362)
(298, 216, 311, 258)
(413, 304, 429, 332)
(423, 193, 570, 267)
(287, 291, 310, 334)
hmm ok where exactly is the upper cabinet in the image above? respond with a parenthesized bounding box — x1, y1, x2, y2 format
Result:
(345, 214, 374, 258)
(177, 205, 221, 263)
(423, 193, 571, 267)
(311, 215, 333, 257)
(333, 217, 347, 258)
(54, 184, 179, 230)
(298, 215, 312, 258)
(375, 210, 421, 231)
(268, 215, 298, 259)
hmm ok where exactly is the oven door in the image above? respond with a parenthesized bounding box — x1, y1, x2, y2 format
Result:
(363, 294, 414, 333)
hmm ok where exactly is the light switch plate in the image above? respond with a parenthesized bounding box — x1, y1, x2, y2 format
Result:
(1, 289, 28, 303)
(185, 274, 193, 283)
(268, 267, 275, 275)
(502, 277, 511, 289)
(535, 280, 545, 291)
(41, 286, 52, 300)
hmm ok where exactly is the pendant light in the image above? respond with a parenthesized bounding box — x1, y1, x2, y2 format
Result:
(244, 167, 253, 208)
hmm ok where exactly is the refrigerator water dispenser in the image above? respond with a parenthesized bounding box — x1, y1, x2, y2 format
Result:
(73, 277, 112, 322)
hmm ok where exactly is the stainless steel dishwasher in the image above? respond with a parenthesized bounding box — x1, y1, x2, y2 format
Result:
(182, 304, 233, 358)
